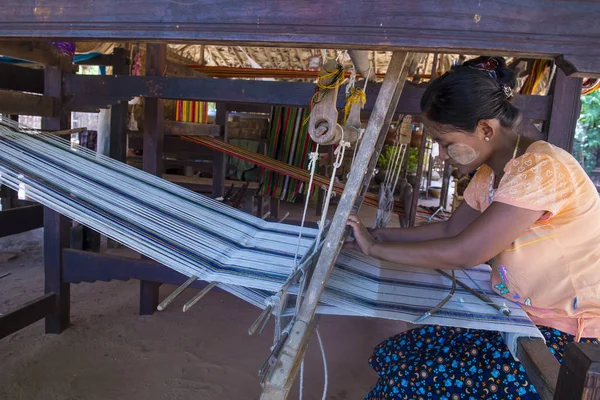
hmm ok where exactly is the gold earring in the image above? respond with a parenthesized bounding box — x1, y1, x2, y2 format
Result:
(484, 137, 490, 142)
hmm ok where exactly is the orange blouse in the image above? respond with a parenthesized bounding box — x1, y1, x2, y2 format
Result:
(464, 141, 600, 340)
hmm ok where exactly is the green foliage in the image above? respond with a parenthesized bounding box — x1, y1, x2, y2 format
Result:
(378, 146, 419, 173)
(407, 147, 419, 173)
(378, 145, 400, 171)
(575, 91, 600, 174)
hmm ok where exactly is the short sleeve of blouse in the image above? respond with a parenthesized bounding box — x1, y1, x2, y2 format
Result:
(463, 166, 492, 212)
(494, 152, 574, 217)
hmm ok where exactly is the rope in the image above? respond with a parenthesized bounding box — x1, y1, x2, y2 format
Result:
(294, 146, 320, 265)
(317, 328, 329, 400)
(317, 139, 351, 243)
(342, 87, 366, 125)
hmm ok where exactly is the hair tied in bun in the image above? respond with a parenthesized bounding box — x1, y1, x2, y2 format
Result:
(466, 57, 513, 98)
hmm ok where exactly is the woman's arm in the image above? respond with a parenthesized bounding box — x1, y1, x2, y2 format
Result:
(347, 202, 544, 270)
(371, 201, 481, 243)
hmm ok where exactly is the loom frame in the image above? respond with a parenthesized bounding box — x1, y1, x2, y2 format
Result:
(0, 1, 598, 395)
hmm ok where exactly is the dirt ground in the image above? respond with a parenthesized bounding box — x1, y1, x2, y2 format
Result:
(0, 205, 409, 400)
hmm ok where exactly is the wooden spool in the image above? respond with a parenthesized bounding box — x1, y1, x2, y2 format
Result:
(308, 60, 343, 145)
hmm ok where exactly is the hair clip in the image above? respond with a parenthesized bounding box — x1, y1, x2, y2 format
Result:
(502, 85, 513, 99)
(468, 58, 499, 79)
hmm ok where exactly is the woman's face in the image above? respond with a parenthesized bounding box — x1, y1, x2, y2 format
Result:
(422, 117, 492, 175)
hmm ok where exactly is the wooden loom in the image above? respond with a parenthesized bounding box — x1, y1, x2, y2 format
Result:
(0, 1, 599, 399)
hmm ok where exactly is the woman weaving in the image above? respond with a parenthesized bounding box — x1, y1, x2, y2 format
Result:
(346, 56, 600, 399)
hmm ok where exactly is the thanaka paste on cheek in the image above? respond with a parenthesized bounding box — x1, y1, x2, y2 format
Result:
(447, 143, 478, 165)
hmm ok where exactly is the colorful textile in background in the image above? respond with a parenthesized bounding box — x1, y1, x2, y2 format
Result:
(260, 107, 316, 202)
(176, 101, 208, 123)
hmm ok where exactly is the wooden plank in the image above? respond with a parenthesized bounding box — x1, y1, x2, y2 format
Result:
(0, 293, 56, 340)
(61, 249, 221, 291)
(261, 52, 412, 399)
(556, 343, 600, 400)
(42, 62, 71, 334)
(0, 204, 44, 238)
(0, 63, 44, 93)
(63, 75, 553, 121)
(0, 89, 55, 117)
(0, 41, 62, 66)
(164, 120, 221, 137)
(213, 103, 228, 198)
(1, 1, 599, 75)
(140, 43, 167, 316)
(545, 69, 583, 152)
(516, 337, 559, 400)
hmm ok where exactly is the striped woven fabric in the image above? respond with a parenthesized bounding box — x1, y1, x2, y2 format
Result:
(260, 107, 316, 202)
(0, 120, 541, 357)
(176, 100, 209, 123)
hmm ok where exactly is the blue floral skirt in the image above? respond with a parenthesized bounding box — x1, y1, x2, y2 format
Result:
(366, 325, 598, 400)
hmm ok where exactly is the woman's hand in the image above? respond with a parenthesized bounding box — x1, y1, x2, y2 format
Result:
(345, 214, 376, 256)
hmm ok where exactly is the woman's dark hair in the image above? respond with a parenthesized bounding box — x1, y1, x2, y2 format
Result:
(420, 56, 522, 132)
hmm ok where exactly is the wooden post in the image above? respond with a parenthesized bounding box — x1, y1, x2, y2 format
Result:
(555, 343, 600, 400)
(269, 197, 280, 219)
(109, 47, 130, 162)
(0, 115, 17, 210)
(409, 128, 427, 227)
(213, 103, 228, 198)
(42, 61, 72, 334)
(260, 52, 412, 399)
(140, 43, 166, 315)
(517, 337, 560, 400)
(545, 68, 583, 152)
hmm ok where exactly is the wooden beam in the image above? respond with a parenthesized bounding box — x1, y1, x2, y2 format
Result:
(1, 2, 599, 75)
(63, 75, 552, 121)
(517, 338, 559, 400)
(261, 52, 412, 399)
(555, 343, 600, 400)
(0, 63, 44, 93)
(61, 248, 222, 292)
(0, 204, 44, 238)
(0, 41, 62, 66)
(0, 293, 56, 340)
(140, 43, 167, 316)
(164, 120, 221, 137)
(545, 69, 583, 152)
(0, 89, 55, 117)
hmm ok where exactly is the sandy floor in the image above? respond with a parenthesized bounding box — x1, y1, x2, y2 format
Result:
(0, 205, 411, 400)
